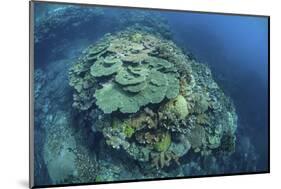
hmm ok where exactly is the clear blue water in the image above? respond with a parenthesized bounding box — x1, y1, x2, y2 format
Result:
(164, 11, 269, 170)
(33, 2, 269, 186)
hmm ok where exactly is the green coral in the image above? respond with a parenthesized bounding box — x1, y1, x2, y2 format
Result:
(90, 57, 122, 77)
(146, 56, 173, 70)
(165, 73, 180, 99)
(173, 95, 189, 119)
(123, 124, 135, 138)
(121, 52, 148, 63)
(207, 134, 221, 149)
(154, 132, 171, 152)
(85, 32, 181, 114)
(94, 68, 176, 113)
(115, 68, 148, 85)
(123, 82, 147, 93)
(94, 82, 140, 114)
(160, 95, 189, 121)
(87, 42, 109, 61)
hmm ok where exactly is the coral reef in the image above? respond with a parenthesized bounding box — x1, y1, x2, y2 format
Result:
(71, 28, 180, 114)
(151, 151, 180, 170)
(32, 3, 263, 184)
(69, 26, 238, 171)
(160, 95, 189, 120)
(32, 4, 266, 183)
(43, 111, 98, 184)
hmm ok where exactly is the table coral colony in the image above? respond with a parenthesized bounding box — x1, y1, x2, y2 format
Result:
(69, 26, 237, 170)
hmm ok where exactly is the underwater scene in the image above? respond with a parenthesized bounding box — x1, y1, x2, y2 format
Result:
(32, 2, 269, 187)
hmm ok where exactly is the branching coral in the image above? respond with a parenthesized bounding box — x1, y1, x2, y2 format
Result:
(149, 131, 180, 169)
(150, 151, 180, 170)
(153, 132, 171, 152)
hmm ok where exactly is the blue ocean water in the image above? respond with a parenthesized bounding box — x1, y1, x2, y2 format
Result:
(165, 12, 269, 170)
(33, 2, 269, 186)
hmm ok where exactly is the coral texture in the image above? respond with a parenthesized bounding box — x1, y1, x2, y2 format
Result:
(69, 26, 238, 170)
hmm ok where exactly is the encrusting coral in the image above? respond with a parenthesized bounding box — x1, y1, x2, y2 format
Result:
(69, 26, 238, 170)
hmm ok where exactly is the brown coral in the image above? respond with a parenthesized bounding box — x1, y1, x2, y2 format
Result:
(150, 151, 180, 169)
(129, 113, 157, 130)
(135, 131, 160, 145)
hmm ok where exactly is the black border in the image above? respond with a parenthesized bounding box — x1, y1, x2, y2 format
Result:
(29, 0, 270, 188)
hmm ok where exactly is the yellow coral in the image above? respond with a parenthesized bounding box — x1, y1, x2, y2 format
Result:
(123, 124, 135, 138)
(174, 95, 189, 119)
(112, 113, 157, 139)
(161, 95, 189, 120)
